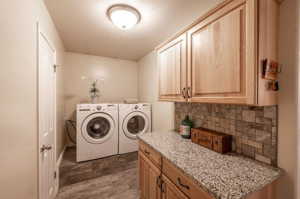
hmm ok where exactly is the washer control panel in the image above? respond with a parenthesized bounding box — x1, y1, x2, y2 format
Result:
(131, 104, 151, 111)
(77, 104, 117, 112)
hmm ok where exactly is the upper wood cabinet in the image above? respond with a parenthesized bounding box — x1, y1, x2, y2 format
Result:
(157, 34, 187, 102)
(156, 0, 279, 106)
(187, 0, 254, 104)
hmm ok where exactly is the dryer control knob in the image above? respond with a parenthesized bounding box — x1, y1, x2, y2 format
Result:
(134, 105, 139, 110)
(96, 106, 102, 111)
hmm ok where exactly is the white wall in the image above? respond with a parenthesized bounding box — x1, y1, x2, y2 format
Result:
(0, 0, 65, 198)
(277, 0, 299, 198)
(138, 51, 175, 131)
(64, 52, 139, 120)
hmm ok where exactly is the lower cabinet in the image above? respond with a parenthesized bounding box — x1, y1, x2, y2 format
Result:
(139, 152, 162, 199)
(139, 151, 188, 199)
(138, 141, 276, 199)
(162, 175, 188, 199)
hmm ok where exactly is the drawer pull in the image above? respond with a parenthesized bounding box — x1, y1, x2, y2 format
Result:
(144, 150, 150, 155)
(156, 176, 162, 188)
(161, 181, 166, 193)
(177, 178, 190, 190)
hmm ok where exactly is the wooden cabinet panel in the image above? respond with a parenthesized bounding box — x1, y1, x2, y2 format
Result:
(246, 181, 275, 199)
(190, 6, 243, 94)
(187, 0, 256, 104)
(139, 151, 162, 199)
(139, 140, 162, 168)
(162, 158, 213, 199)
(139, 152, 147, 199)
(149, 163, 162, 199)
(158, 34, 187, 102)
(257, 0, 279, 105)
(162, 175, 188, 199)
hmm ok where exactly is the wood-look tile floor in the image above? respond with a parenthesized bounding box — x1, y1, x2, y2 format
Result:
(56, 147, 139, 199)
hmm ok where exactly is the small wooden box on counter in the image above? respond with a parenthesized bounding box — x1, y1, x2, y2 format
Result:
(191, 128, 232, 154)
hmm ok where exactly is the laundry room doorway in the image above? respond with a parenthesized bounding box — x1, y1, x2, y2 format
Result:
(37, 23, 57, 199)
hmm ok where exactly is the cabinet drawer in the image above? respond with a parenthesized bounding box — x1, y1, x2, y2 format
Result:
(139, 141, 162, 167)
(162, 158, 213, 199)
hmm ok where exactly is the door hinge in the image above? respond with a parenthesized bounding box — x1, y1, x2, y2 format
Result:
(53, 64, 58, 73)
(54, 171, 57, 179)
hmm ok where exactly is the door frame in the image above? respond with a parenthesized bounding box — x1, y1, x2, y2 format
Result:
(37, 22, 58, 199)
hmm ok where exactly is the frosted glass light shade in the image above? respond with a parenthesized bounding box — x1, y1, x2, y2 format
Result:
(107, 5, 141, 30)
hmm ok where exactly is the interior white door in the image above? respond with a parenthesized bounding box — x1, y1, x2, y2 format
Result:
(38, 30, 56, 199)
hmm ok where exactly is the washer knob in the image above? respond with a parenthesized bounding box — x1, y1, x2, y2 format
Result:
(135, 105, 139, 110)
(96, 106, 102, 111)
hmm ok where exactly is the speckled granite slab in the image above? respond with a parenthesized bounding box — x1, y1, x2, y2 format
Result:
(138, 131, 282, 199)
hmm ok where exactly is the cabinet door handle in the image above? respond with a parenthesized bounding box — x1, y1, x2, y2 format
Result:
(177, 178, 190, 190)
(187, 87, 191, 99)
(181, 88, 186, 99)
(144, 149, 150, 155)
(156, 176, 162, 188)
(161, 181, 166, 193)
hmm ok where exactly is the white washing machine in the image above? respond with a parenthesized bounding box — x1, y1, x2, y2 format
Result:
(77, 104, 118, 162)
(119, 103, 151, 154)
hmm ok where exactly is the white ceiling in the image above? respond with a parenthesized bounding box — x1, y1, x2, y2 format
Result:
(44, 0, 222, 61)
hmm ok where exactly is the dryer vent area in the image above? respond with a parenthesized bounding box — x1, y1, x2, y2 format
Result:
(56, 147, 138, 199)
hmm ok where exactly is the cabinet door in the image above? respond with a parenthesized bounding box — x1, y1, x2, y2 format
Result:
(187, 0, 257, 104)
(162, 175, 188, 199)
(157, 34, 187, 102)
(139, 152, 147, 199)
(139, 152, 162, 199)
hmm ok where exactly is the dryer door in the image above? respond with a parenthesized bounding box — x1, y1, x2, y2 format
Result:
(122, 111, 149, 140)
(81, 113, 115, 144)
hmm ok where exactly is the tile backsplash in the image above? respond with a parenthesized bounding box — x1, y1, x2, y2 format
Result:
(175, 103, 278, 166)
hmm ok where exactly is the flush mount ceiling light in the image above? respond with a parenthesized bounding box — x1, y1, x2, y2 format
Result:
(107, 4, 141, 30)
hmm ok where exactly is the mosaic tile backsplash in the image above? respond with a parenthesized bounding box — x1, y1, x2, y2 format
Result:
(175, 103, 278, 166)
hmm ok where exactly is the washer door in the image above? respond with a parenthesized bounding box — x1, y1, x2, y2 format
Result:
(122, 111, 149, 140)
(81, 113, 115, 144)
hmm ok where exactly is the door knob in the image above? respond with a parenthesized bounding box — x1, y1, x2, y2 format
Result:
(40, 145, 52, 153)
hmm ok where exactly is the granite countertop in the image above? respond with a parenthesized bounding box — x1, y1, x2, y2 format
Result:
(138, 131, 282, 199)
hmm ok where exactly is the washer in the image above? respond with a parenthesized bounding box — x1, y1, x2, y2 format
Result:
(119, 103, 151, 154)
(77, 104, 118, 162)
